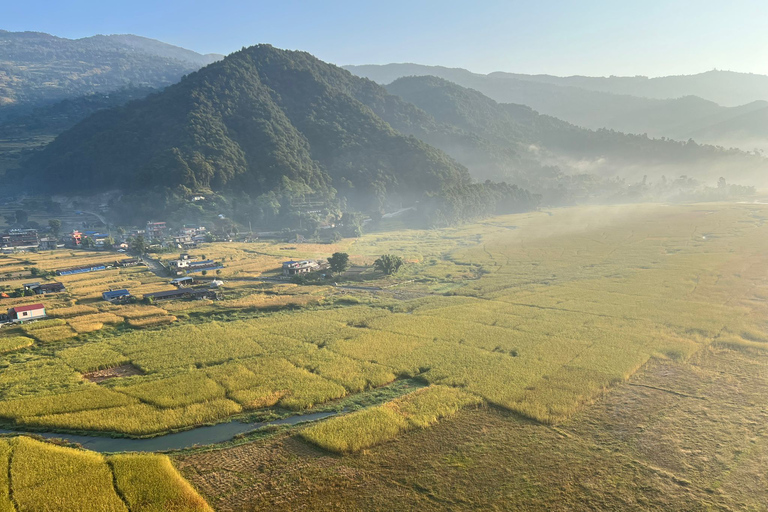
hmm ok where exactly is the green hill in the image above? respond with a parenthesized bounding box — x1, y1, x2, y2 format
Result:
(22, 45, 470, 211)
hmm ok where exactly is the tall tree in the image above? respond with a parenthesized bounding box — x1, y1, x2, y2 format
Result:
(374, 254, 404, 275)
(129, 235, 147, 256)
(48, 219, 62, 237)
(328, 252, 350, 274)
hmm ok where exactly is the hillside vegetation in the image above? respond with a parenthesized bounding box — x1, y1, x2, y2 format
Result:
(22, 45, 471, 211)
(0, 30, 219, 113)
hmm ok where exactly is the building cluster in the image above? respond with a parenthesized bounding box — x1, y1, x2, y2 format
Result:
(0, 229, 52, 252)
(168, 254, 223, 276)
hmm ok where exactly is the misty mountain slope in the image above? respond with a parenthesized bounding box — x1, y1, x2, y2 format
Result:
(385, 76, 768, 185)
(346, 64, 768, 152)
(22, 45, 469, 206)
(498, 69, 768, 106)
(0, 30, 221, 113)
(683, 105, 768, 153)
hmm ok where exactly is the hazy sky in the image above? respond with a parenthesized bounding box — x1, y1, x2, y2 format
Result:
(3, 0, 768, 77)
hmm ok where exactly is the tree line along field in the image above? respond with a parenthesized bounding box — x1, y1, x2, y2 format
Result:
(0, 203, 766, 448)
(0, 435, 212, 511)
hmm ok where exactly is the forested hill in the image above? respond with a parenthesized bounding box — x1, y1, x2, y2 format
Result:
(22, 45, 469, 208)
(0, 30, 221, 113)
(385, 76, 768, 187)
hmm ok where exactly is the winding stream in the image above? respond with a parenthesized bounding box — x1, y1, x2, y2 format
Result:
(0, 410, 338, 453)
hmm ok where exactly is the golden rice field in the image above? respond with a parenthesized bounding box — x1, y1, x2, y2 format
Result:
(0, 203, 767, 441)
(300, 385, 481, 453)
(0, 436, 211, 511)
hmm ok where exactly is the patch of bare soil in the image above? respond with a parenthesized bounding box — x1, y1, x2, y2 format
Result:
(83, 363, 143, 383)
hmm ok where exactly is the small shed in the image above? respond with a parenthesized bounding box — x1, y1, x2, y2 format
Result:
(171, 276, 195, 287)
(22, 282, 41, 291)
(102, 289, 131, 302)
(34, 283, 66, 295)
(8, 304, 46, 322)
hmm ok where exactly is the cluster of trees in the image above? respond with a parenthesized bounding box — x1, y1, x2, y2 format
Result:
(420, 181, 541, 227)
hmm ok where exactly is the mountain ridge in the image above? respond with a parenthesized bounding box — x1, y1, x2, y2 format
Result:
(0, 30, 222, 113)
(346, 64, 768, 152)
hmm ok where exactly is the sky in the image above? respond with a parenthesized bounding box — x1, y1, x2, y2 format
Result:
(3, 0, 768, 77)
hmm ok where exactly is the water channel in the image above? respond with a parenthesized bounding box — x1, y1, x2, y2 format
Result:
(0, 410, 338, 453)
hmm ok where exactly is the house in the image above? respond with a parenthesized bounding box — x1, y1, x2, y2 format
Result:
(39, 237, 59, 250)
(186, 260, 223, 273)
(145, 222, 167, 241)
(143, 288, 218, 301)
(33, 283, 66, 295)
(171, 277, 195, 287)
(1, 229, 39, 249)
(102, 289, 131, 302)
(70, 230, 83, 246)
(56, 264, 108, 276)
(8, 304, 46, 322)
(282, 260, 320, 276)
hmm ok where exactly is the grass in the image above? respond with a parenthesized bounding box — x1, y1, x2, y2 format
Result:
(300, 385, 481, 453)
(0, 436, 212, 512)
(0, 440, 12, 512)
(0, 336, 33, 354)
(11, 436, 127, 511)
(110, 453, 213, 512)
(176, 346, 768, 511)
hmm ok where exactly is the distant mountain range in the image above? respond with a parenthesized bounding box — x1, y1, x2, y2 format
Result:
(383, 76, 767, 189)
(0, 30, 221, 115)
(346, 64, 768, 152)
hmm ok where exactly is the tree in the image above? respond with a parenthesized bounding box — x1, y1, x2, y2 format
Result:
(201, 270, 208, 277)
(129, 235, 147, 256)
(327, 252, 350, 274)
(374, 254, 404, 275)
(81, 236, 95, 249)
(216, 269, 222, 276)
(14, 210, 28, 225)
(48, 219, 62, 238)
(29, 267, 41, 277)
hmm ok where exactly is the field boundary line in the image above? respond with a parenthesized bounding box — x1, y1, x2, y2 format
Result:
(627, 383, 706, 400)
(7, 440, 18, 512)
(106, 458, 132, 512)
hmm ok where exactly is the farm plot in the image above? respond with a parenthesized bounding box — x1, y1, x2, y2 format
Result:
(0, 204, 765, 440)
(301, 385, 481, 453)
(1, 436, 212, 511)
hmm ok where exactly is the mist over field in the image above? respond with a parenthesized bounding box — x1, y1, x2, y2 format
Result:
(1, 2, 767, 510)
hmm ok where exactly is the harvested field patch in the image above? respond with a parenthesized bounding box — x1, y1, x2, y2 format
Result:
(82, 363, 143, 383)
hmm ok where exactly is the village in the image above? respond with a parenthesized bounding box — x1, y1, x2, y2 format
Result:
(0, 215, 343, 328)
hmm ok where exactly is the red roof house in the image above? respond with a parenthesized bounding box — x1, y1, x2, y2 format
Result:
(8, 304, 46, 322)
